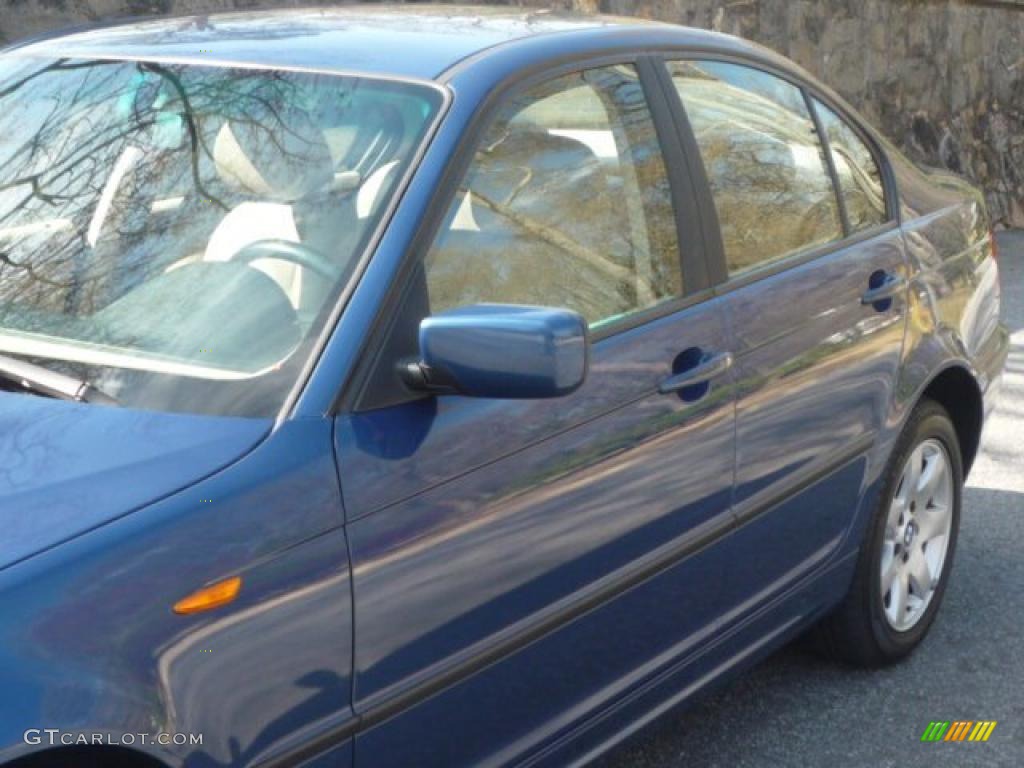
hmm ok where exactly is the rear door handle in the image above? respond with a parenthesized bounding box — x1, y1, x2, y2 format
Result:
(658, 351, 733, 395)
(861, 274, 906, 306)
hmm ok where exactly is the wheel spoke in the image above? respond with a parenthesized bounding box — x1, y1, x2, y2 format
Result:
(917, 503, 949, 541)
(908, 549, 933, 596)
(887, 493, 906, 535)
(881, 544, 899, 593)
(888, 569, 909, 624)
(906, 590, 925, 618)
(917, 450, 945, 502)
(924, 534, 948, 576)
(893, 468, 911, 509)
(905, 444, 924, 500)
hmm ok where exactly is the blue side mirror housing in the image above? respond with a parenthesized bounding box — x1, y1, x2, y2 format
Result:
(404, 304, 588, 399)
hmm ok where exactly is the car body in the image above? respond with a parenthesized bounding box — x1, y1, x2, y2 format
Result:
(0, 6, 1008, 768)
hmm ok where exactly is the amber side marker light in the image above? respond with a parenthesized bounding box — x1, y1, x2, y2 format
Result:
(173, 576, 242, 615)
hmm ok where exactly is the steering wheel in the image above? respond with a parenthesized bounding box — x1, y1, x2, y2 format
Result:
(232, 239, 340, 282)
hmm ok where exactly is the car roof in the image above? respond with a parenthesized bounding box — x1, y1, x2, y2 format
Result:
(5, 3, 768, 83)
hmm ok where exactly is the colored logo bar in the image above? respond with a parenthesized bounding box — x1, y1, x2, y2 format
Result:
(921, 721, 997, 742)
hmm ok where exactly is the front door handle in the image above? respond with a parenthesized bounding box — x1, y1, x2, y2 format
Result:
(659, 351, 733, 395)
(861, 273, 906, 306)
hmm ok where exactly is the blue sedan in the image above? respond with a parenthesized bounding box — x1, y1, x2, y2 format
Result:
(0, 6, 1008, 768)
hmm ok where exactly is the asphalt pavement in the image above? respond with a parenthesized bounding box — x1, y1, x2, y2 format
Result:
(601, 231, 1024, 768)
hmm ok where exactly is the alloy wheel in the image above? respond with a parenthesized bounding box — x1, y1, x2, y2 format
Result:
(879, 438, 955, 632)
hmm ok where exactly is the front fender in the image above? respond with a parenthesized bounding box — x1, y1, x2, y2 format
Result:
(0, 548, 178, 766)
(0, 419, 354, 768)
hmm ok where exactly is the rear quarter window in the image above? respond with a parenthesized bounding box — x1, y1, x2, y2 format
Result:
(812, 98, 888, 231)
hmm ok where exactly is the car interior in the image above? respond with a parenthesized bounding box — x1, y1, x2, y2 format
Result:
(425, 71, 675, 328)
(0, 65, 420, 375)
(427, 125, 636, 324)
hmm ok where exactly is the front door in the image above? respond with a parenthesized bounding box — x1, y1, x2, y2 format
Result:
(334, 61, 738, 767)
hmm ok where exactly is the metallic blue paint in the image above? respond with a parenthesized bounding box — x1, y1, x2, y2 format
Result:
(721, 227, 909, 599)
(0, 417, 353, 767)
(0, 8, 1009, 768)
(418, 304, 588, 399)
(340, 295, 737, 766)
(0, 396, 269, 568)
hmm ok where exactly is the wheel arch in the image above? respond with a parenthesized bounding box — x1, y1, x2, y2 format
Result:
(917, 364, 984, 477)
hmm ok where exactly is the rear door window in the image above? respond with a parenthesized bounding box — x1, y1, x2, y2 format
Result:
(667, 60, 844, 276)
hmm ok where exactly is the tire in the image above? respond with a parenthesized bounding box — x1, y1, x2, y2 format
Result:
(812, 398, 963, 667)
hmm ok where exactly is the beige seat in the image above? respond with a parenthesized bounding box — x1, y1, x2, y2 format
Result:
(204, 121, 403, 309)
(203, 122, 314, 308)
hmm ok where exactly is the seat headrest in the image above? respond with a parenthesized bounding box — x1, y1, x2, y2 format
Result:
(213, 112, 333, 201)
(335, 102, 406, 177)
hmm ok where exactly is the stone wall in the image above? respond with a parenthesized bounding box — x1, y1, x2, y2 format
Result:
(2, 0, 1022, 225)
(586, 0, 1024, 227)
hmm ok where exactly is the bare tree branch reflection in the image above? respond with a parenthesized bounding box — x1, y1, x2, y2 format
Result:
(0, 57, 327, 322)
(0, 53, 439, 416)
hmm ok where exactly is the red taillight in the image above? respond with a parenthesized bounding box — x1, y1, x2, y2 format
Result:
(990, 227, 1000, 263)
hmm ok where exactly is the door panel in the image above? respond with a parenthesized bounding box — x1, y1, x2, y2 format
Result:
(338, 299, 735, 765)
(728, 235, 906, 507)
(349, 456, 857, 768)
(336, 304, 723, 518)
(339, 300, 734, 688)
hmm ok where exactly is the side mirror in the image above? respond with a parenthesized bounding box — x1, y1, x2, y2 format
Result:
(402, 304, 588, 399)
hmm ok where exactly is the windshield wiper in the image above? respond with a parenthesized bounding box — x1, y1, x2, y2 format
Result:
(0, 353, 119, 406)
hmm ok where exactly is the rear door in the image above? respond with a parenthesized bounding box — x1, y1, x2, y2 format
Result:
(333, 60, 738, 767)
(662, 58, 908, 598)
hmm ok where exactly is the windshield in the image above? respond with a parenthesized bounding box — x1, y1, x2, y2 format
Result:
(0, 56, 442, 416)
